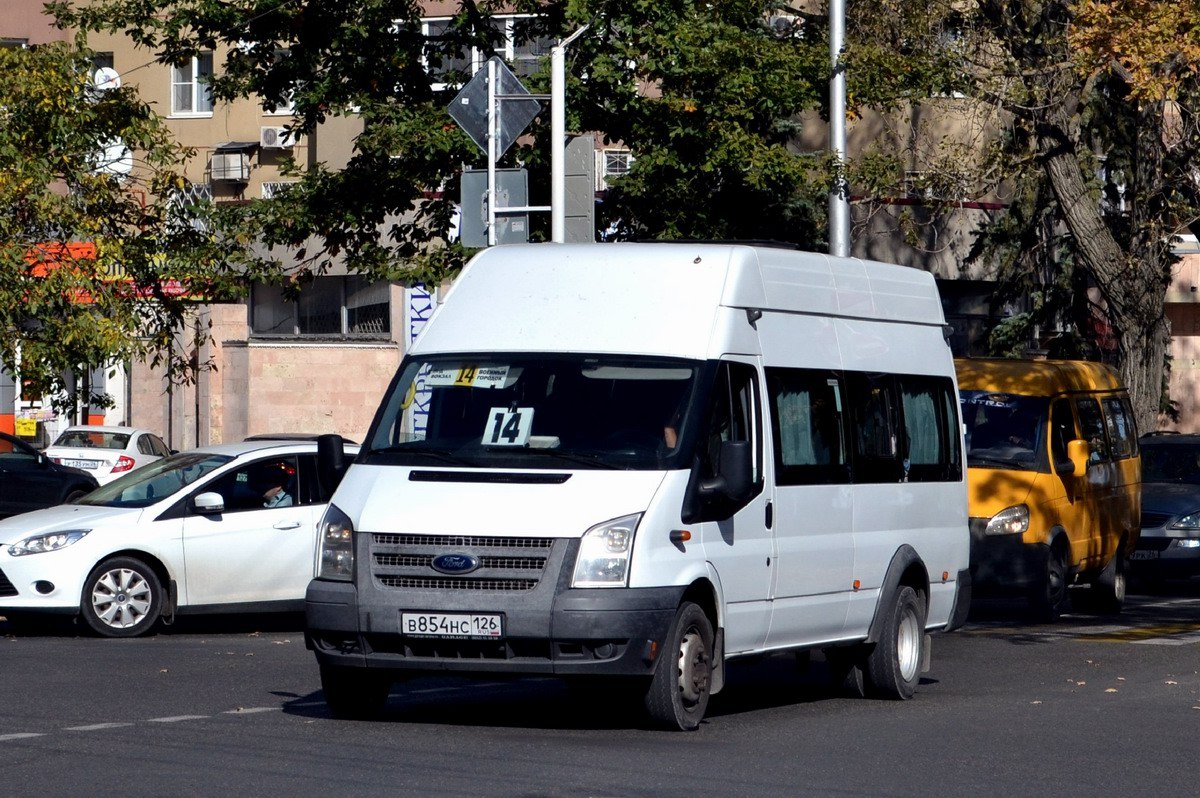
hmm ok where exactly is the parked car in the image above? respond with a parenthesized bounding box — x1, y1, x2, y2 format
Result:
(0, 432, 99, 519)
(44, 425, 172, 485)
(0, 438, 358, 637)
(1132, 432, 1200, 581)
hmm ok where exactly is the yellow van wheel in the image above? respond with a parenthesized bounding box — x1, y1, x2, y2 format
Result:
(1088, 548, 1127, 615)
(1028, 543, 1069, 622)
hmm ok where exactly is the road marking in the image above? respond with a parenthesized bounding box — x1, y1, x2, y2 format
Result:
(148, 715, 210, 723)
(64, 723, 134, 731)
(0, 733, 46, 741)
(223, 707, 279, 714)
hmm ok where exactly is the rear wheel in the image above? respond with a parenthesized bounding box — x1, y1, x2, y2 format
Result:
(320, 664, 391, 720)
(1088, 547, 1127, 615)
(865, 585, 925, 700)
(80, 557, 162, 638)
(643, 601, 714, 730)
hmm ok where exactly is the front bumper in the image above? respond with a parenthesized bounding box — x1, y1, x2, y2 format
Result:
(305, 578, 684, 678)
(969, 518, 1053, 595)
(1130, 531, 1200, 578)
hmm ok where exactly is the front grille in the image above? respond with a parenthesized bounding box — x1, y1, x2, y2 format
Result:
(1136, 537, 1174, 552)
(369, 533, 553, 592)
(0, 568, 15, 598)
(1141, 511, 1175, 529)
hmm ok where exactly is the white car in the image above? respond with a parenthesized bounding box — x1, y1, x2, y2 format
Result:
(45, 425, 172, 485)
(0, 438, 358, 637)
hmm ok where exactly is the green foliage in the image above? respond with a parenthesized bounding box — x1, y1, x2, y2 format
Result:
(0, 38, 238, 408)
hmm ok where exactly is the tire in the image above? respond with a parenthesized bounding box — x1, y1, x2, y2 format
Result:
(320, 664, 391, 720)
(1089, 547, 1127, 615)
(64, 489, 90, 504)
(864, 585, 925, 700)
(1028, 543, 1069, 623)
(80, 557, 163, 638)
(643, 602, 714, 731)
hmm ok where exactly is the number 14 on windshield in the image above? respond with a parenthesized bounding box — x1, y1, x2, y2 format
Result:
(484, 407, 534, 446)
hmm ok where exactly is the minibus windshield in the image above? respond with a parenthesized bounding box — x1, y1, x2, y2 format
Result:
(365, 354, 702, 470)
(960, 391, 1047, 470)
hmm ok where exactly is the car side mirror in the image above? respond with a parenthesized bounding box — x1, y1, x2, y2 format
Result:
(317, 434, 347, 497)
(192, 492, 225, 514)
(1063, 439, 1089, 477)
(700, 440, 753, 503)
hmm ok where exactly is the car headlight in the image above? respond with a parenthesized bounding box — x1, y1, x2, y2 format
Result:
(7, 529, 91, 557)
(572, 513, 640, 588)
(1171, 512, 1200, 531)
(984, 505, 1030, 536)
(316, 504, 355, 581)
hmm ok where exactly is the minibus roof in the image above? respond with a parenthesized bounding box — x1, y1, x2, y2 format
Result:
(414, 243, 946, 359)
(955, 357, 1125, 395)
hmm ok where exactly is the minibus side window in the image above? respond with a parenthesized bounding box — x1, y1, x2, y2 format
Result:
(1076, 397, 1110, 463)
(1050, 399, 1075, 465)
(1121, 398, 1139, 456)
(897, 376, 963, 482)
(1102, 397, 1136, 459)
(766, 368, 849, 486)
(846, 373, 903, 483)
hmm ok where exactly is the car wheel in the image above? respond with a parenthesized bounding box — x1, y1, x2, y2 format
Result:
(864, 585, 925, 700)
(643, 601, 714, 730)
(320, 664, 391, 720)
(80, 557, 163, 638)
(1089, 547, 1127, 615)
(64, 489, 89, 504)
(1028, 542, 1069, 622)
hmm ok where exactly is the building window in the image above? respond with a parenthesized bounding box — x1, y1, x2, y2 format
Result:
(1, 39, 28, 49)
(597, 149, 633, 191)
(251, 276, 391, 338)
(261, 181, 298, 199)
(171, 52, 213, 115)
(168, 183, 213, 232)
(422, 15, 552, 90)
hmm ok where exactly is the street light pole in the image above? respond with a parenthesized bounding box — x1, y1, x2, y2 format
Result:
(551, 25, 590, 244)
(829, 0, 850, 258)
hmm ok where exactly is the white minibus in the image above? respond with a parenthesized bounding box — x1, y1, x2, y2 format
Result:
(306, 242, 971, 730)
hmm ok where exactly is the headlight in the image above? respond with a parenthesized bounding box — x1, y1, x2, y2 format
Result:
(8, 529, 91, 557)
(316, 504, 355, 581)
(1171, 512, 1200, 531)
(984, 505, 1029, 536)
(572, 513, 640, 588)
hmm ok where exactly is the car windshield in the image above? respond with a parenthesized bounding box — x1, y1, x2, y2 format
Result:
(53, 430, 131, 450)
(365, 354, 702, 470)
(76, 452, 233, 508)
(1141, 442, 1200, 484)
(960, 391, 1047, 470)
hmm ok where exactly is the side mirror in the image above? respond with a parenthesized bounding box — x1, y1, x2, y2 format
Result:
(192, 491, 225, 514)
(700, 440, 753, 503)
(1064, 439, 1089, 477)
(317, 434, 347, 497)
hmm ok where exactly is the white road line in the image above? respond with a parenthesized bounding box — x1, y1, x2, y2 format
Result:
(64, 723, 134, 731)
(148, 715, 210, 723)
(1132, 631, 1200, 646)
(0, 733, 46, 741)
(223, 707, 279, 714)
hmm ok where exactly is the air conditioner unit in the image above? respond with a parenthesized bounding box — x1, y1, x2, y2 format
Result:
(260, 126, 294, 149)
(210, 152, 250, 182)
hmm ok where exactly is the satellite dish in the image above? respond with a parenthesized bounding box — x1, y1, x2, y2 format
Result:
(93, 137, 133, 179)
(93, 67, 121, 91)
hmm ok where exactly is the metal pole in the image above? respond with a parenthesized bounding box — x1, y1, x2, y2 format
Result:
(487, 58, 498, 246)
(828, 0, 850, 258)
(551, 25, 590, 244)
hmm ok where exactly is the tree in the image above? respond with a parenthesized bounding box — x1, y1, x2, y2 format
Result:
(844, 0, 1200, 430)
(0, 38, 243, 408)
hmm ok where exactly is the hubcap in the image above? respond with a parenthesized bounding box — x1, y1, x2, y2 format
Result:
(896, 607, 921, 682)
(677, 627, 711, 706)
(92, 568, 152, 629)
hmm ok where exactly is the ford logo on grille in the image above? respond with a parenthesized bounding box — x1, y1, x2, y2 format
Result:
(431, 554, 480, 575)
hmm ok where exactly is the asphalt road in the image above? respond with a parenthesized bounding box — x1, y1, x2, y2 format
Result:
(4, 587, 1200, 798)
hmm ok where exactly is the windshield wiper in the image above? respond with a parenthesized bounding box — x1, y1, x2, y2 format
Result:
(967, 455, 1032, 469)
(368, 445, 475, 467)
(500, 448, 622, 470)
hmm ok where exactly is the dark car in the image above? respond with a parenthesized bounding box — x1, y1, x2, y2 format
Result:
(0, 431, 99, 519)
(1132, 432, 1200, 580)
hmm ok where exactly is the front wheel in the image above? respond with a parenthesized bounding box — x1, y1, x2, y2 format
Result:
(80, 557, 163, 638)
(865, 585, 925, 700)
(1087, 547, 1127, 615)
(321, 664, 391, 720)
(1028, 543, 1069, 622)
(643, 601, 714, 730)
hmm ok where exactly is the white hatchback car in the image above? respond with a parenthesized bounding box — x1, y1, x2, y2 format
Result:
(45, 425, 172, 485)
(0, 438, 357, 637)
